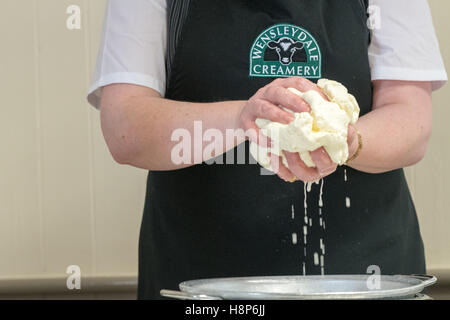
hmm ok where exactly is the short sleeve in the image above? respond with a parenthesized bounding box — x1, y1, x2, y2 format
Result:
(368, 0, 447, 91)
(87, 0, 167, 109)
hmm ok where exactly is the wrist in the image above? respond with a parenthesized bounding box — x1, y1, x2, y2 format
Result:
(235, 100, 247, 131)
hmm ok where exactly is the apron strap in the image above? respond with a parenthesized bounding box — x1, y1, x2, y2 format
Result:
(166, 0, 192, 93)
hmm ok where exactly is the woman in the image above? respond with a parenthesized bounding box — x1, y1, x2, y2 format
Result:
(88, 0, 447, 299)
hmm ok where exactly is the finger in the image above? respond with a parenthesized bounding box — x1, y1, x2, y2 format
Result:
(283, 77, 329, 101)
(253, 98, 295, 124)
(262, 86, 311, 113)
(346, 125, 359, 157)
(310, 147, 337, 175)
(243, 120, 272, 147)
(274, 77, 314, 89)
(268, 153, 296, 182)
(283, 151, 321, 182)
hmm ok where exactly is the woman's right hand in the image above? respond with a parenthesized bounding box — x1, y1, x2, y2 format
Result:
(238, 77, 311, 146)
(238, 77, 338, 183)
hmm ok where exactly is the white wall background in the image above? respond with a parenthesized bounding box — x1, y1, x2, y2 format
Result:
(0, 0, 449, 286)
(0, 0, 146, 281)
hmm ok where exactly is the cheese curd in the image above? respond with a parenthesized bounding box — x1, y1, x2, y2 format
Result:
(250, 79, 360, 171)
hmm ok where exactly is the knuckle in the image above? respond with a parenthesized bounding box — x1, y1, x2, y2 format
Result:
(274, 85, 284, 94)
(253, 97, 265, 107)
(275, 86, 286, 98)
(258, 100, 272, 115)
(265, 85, 277, 97)
(255, 87, 266, 97)
(295, 77, 306, 85)
(272, 78, 283, 85)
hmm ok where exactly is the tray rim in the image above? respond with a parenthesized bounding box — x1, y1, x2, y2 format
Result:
(178, 274, 437, 300)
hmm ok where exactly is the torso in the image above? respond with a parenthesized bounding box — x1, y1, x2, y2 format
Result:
(138, 0, 425, 299)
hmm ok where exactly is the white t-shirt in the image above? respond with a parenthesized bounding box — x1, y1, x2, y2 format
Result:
(87, 0, 448, 109)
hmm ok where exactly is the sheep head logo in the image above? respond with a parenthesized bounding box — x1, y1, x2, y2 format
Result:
(267, 37, 304, 65)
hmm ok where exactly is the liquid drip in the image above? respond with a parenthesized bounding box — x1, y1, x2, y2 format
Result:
(319, 179, 324, 207)
(303, 182, 309, 275)
(320, 255, 325, 275)
(320, 238, 325, 255)
(301, 179, 326, 276)
(303, 183, 308, 210)
(292, 233, 297, 245)
(303, 225, 308, 244)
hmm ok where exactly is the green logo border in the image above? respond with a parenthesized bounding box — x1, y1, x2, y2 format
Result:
(249, 23, 322, 79)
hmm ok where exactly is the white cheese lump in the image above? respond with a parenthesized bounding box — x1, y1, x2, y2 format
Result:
(250, 79, 360, 171)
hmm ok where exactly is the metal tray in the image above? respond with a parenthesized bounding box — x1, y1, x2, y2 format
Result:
(160, 274, 436, 300)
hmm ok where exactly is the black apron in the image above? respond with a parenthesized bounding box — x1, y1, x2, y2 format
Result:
(138, 0, 426, 299)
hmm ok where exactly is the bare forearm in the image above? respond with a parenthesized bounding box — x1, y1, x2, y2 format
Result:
(101, 93, 246, 170)
(101, 80, 432, 175)
(348, 82, 432, 173)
